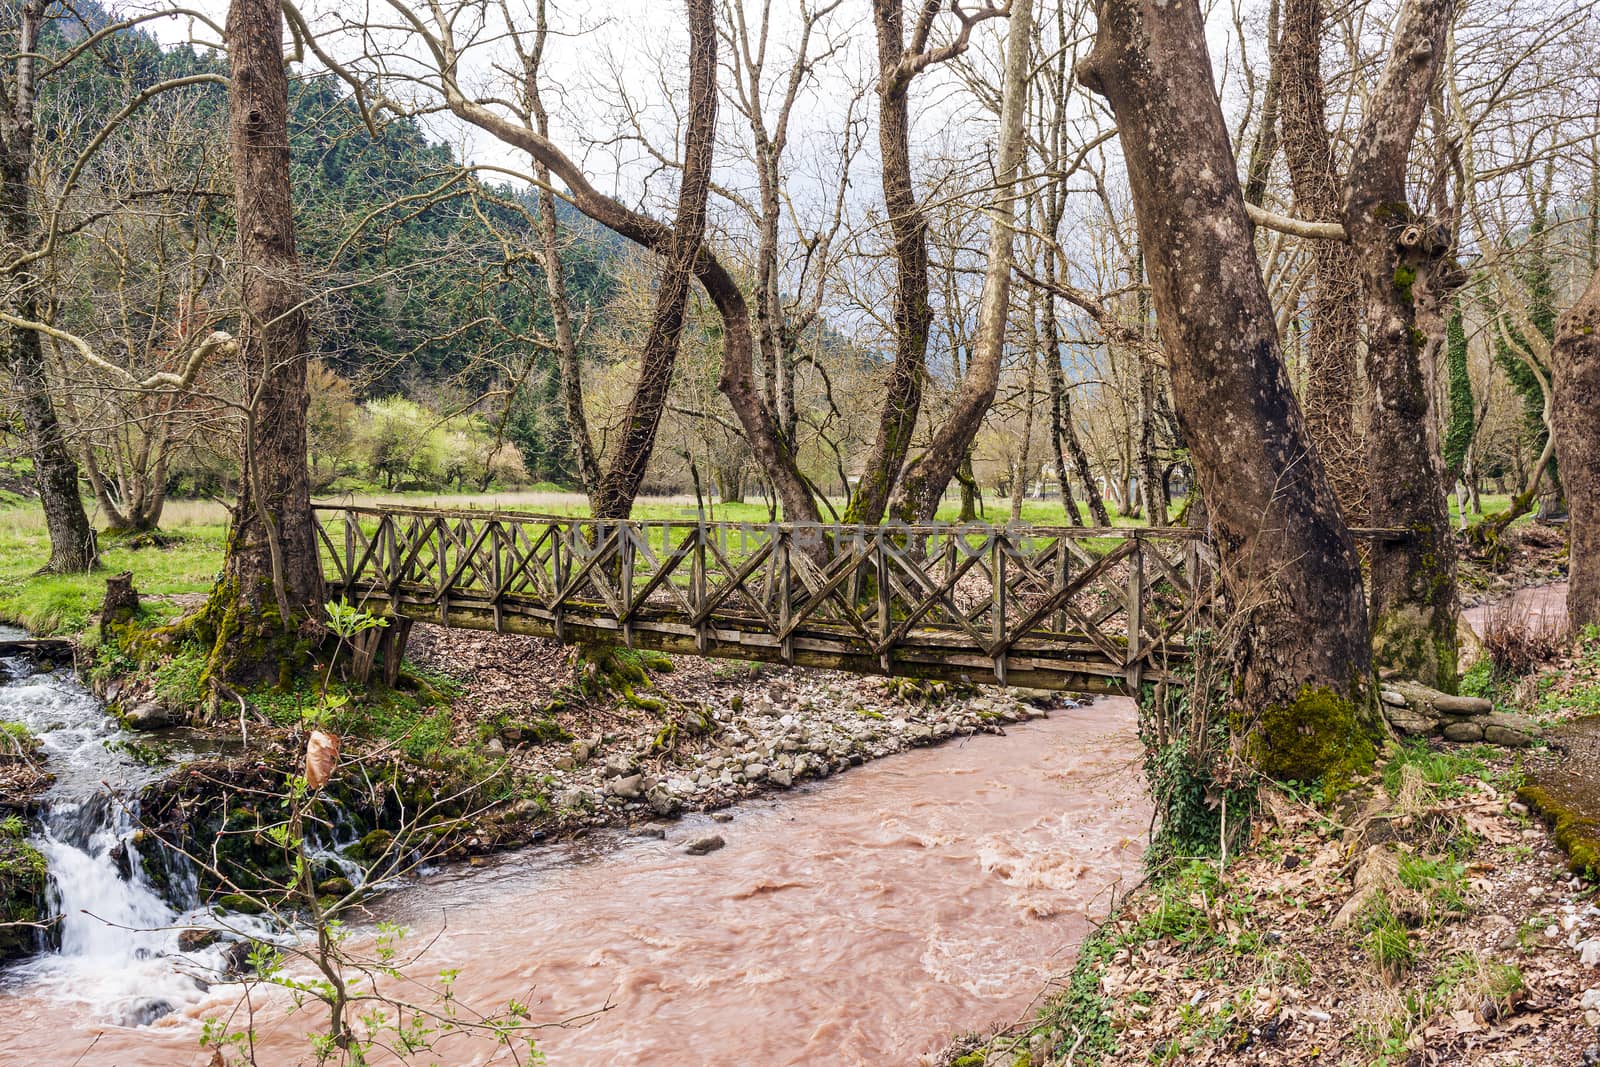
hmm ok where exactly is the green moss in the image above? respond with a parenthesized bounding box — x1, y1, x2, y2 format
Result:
(0, 818, 48, 961)
(1248, 685, 1377, 786)
(1393, 265, 1418, 302)
(214, 893, 266, 915)
(0, 720, 41, 760)
(351, 829, 394, 863)
(1518, 783, 1600, 879)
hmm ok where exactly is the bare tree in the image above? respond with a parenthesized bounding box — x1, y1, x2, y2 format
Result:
(1, 1, 97, 571)
(1079, 0, 1377, 780)
(891, 0, 1033, 522)
(843, 0, 1008, 523)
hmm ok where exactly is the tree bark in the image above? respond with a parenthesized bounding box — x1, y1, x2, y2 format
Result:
(589, 0, 719, 520)
(207, 0, 323, 682)
(891, 0, 1033, 522)
(1343, 0, 1459, 688)
(1278, 0, 1366, 517)
(1553, 263, 1600, 628)
(0, 1, 97, 573)
(1043, 315, 1083, 527)
(1079, 0, 1377, 780)
(843, 0, 935, 524)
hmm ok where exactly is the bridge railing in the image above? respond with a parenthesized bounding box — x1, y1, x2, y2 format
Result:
(313, 505, 1220, 693)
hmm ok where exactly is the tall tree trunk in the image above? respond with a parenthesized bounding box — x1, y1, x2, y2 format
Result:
(0, 2, 97, 573)
(1278, 0, 1366, 517)
(1044, 320, 1083, 527)
(1343, 0, 1459, 689)
(1079, 0, 1377, 781)
(1137, 352, 1164, 525)
(525, 1, 599, 504)
(589, 0, 719, 520)
(891, 0, 1033, 522)
(843, 0, 935, 524)
(1553, 263, 1600, 628)
(204, 0, 323, 683)
(1062, 380, 1109, 526)
(1011, 317, 1041, 523)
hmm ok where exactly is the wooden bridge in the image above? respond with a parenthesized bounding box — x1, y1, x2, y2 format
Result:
(313, 505, 1221, 695)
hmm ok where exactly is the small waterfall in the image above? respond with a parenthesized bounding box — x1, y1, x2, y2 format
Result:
(0, 645, 268, 1025)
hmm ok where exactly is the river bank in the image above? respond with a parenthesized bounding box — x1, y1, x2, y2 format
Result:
(948, 575, 1600, 1067)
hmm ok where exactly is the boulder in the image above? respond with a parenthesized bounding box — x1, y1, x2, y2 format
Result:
(122, 701, 179, 730)
(1442, 720, 1485, 743)
(1391, 681, 1492, 718)
(177, 928, 221, 953)
(646, 786, 679, 817)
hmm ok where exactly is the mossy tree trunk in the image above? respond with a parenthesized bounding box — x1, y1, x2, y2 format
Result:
(1079, 0, 1378, 783)
(1342, 0, 1459, 690)
(204, 0, 323, 685)
(1553, 263, 1600, 628)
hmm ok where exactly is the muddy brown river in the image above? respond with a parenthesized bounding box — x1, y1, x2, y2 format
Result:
(0, 697, 1147, 1065)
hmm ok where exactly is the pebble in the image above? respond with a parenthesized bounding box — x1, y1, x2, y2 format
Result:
(1580, 939, 1600, 967)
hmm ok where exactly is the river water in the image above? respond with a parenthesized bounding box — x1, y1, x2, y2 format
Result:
(0, 655, 1147, 1066)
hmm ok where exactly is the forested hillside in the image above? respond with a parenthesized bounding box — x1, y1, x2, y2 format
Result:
(5, 2, 624, 507)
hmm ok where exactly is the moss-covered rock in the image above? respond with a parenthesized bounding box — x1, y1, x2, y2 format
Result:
(0, 817, 48, 961)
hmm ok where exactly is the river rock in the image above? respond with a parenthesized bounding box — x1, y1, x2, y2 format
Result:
(556, 787, 588, 811)
(1442, 720, 1485, 743)
(684, 833, 725, 856)
(646, 786, 679, 817)
(743, 762, 769, 781)
(177, 928, 221, 952)
(608, 773, 644, 800)
(122, 701, 178, 730)
(769, 767, 793, 788)
(1483, 712, 1538, 748)
(1379, 689, 1408, 707)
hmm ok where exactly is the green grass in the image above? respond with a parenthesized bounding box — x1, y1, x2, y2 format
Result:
(0, 508, 227, 635)
(1397, 853, 1469, 918)
(1381, 741, 1491, 799)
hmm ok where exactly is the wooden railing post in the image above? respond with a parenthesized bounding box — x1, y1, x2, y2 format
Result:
(1125, 535, 1145, 692)
(991, 530, 1008, 685)
(621, 523, 636, 647)
(693, 521, 709, 652)
(777, 528, 793, 664)
(875, 531, 891, 673)
(491, 520, 505, 633)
